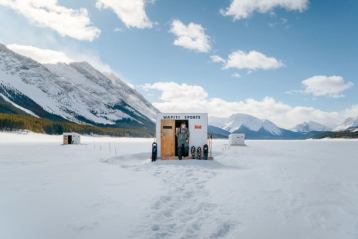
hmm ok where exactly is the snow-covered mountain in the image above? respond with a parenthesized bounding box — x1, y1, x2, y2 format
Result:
(335, 117, 358, 131)
(293, 121, 330, 132)
(209, 113, 340, 139)
(0, 43, 159, 128)
(210, 113, 282, 135)
(207, 125, 230, 138)
(209, 113, 307, 139)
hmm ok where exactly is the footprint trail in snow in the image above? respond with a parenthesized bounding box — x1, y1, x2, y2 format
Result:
(105, 155, 236, 239)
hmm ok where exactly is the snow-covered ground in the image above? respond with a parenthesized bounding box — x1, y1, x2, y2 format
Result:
(0, 132, 358, 239)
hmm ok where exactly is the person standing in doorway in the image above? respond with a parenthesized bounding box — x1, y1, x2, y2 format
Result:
(176, 122, 189, 160)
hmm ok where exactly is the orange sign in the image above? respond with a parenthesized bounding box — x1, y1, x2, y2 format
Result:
(195, 124, 202, 129)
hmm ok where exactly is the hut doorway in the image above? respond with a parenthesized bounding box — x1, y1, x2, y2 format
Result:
(67, 135, 72, 144)
(175, 120, 189, 157)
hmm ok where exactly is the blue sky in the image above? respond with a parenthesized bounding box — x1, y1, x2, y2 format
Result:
(0, 0, 357, 128)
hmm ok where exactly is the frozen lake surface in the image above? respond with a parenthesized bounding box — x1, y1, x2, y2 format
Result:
(0, 132, 358, 239)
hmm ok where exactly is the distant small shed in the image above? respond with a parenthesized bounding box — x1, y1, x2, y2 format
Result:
(229, 133, 245, 146)
(63, 132, 80, 145)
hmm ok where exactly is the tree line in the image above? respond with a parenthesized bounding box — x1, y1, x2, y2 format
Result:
(0, 113, 154, 137)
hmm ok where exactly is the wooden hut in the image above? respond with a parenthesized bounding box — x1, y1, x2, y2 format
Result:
(156, 113, 208, 159)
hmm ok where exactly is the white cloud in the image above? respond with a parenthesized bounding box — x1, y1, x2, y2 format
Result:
(220, 50, 283, 71)
(143, 82, 208, 103)
(302, 75, 354, 97)
(210, 55, 225, 63)
(96, 0, 152, 29)
(170, 20, 211, 53)
(0, 0, 100, 41)
(343, 105, 358, 119)
(7, 44, 72, 64)
(142, 81, 357, 128)
(7, 44, 112, 73)
(222, 0, 309, 20)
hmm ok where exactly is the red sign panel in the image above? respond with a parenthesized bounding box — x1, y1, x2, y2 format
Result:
(195, 124, 202, 129)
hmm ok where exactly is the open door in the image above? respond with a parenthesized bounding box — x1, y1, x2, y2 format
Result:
(175, 120, 189, 156)
(161, 119, 175, 159)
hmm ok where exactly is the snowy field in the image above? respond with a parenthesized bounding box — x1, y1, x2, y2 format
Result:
(0, 132, 358, 239)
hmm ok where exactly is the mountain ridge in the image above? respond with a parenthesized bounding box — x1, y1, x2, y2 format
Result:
(210, 113, 286, 138)
(335, 117, 358, 131)
(209, 113, 335, 139)
(0, 43, 159, 135)
(293, 121, 330, 132)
